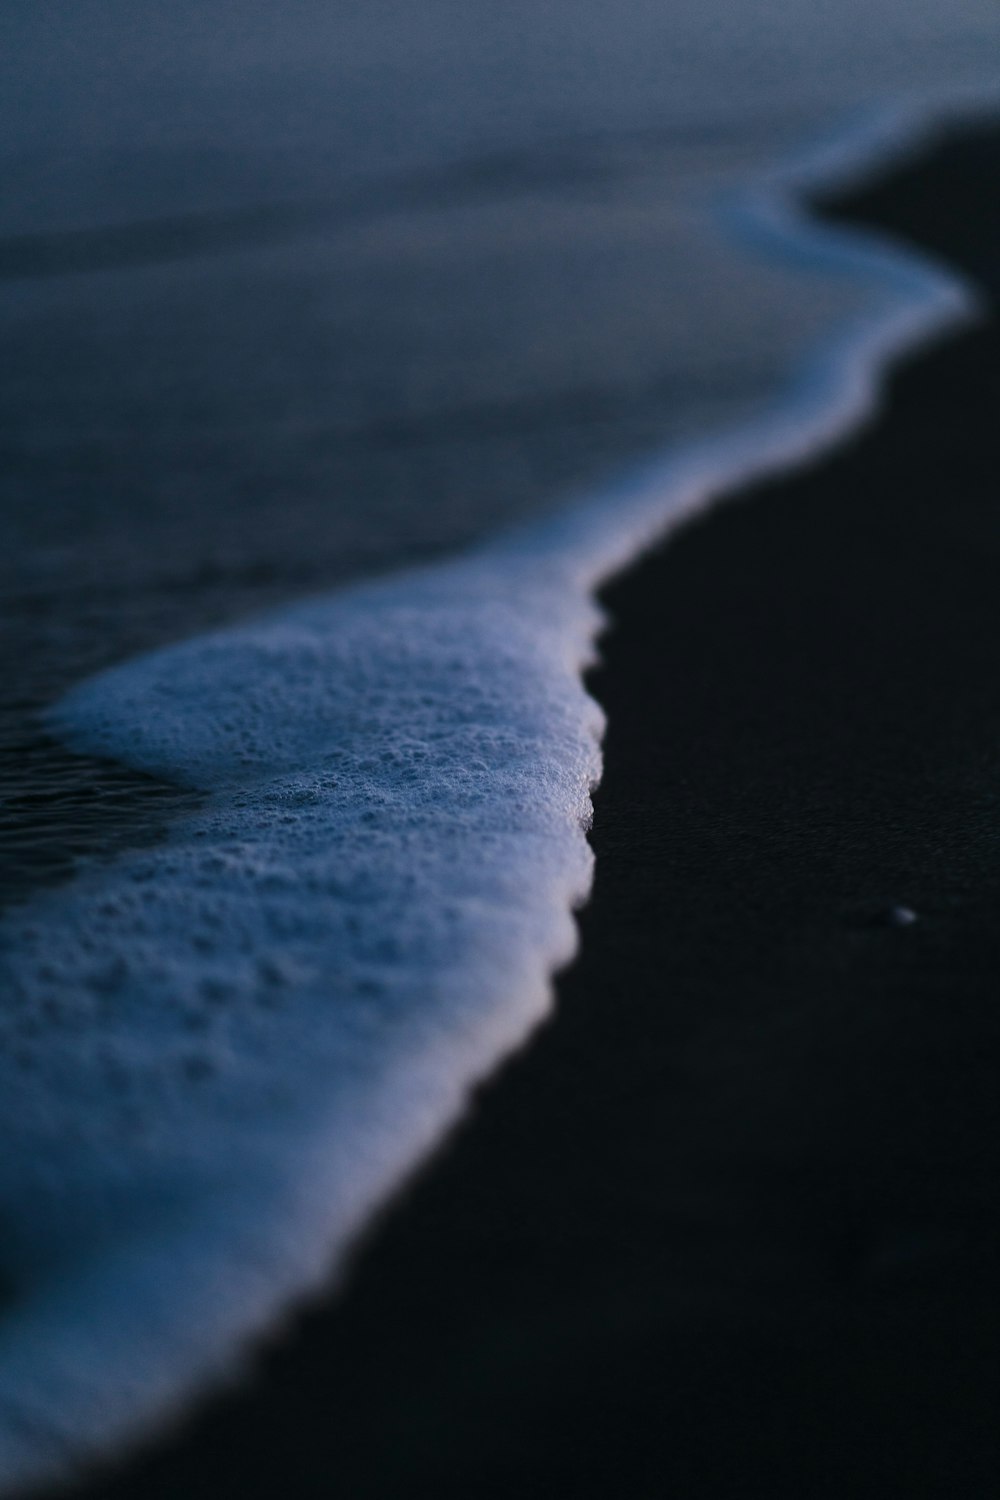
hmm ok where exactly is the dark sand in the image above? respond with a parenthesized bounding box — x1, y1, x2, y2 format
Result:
(58, 125, 1000, 1499)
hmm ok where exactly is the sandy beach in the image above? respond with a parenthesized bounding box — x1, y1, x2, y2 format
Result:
(41, 121, 1000, 1500)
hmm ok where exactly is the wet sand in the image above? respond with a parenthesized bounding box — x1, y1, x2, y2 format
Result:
(56, 122, 1000, 1500)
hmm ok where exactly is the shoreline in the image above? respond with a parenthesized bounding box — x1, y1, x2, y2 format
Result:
(44, 122, 1000, 1499)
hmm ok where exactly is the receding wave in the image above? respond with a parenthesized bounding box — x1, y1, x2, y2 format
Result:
(0, 134, 670, 282)
(0, 205, 333, 280)
(0, 120, 805, 282)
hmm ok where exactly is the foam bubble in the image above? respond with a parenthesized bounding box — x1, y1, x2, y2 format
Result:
(0, 554, 603, 1486)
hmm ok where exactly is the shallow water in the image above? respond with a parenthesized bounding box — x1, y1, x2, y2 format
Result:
(3, 4, 997, 898)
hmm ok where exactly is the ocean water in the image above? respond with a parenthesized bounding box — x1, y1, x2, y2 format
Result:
(1, 2, 999, 1489)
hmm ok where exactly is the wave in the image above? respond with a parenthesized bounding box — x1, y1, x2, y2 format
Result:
(0, 95, 989, 1493)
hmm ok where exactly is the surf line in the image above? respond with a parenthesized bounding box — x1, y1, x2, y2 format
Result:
(0, 93, 988, 1497)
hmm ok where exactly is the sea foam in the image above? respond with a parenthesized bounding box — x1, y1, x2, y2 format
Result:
(0, 99, 985, 1490)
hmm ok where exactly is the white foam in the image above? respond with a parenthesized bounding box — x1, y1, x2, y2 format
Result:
(0, 95, 990, 1491)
